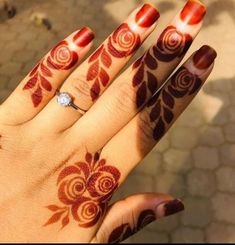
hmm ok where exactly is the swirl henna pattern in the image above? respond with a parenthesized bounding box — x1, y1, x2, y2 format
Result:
(147, 66, 202, 141)
(45, 152, 121, 229)
(23, 28, 93, 107)
(87, 4, 159, 101)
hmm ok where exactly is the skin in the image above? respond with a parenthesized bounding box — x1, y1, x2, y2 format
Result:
(0, 0, 216, 243)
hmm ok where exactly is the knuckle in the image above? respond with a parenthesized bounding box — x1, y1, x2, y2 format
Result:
(111, 82, 136, 114)
(71, 72, 91, 98)
(137, 110, 155, 144)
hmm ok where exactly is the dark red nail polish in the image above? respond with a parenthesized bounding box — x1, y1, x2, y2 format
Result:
(135, 4, 160, 28)
(180, 0, 206, 25)
(73, 27, 94, 47)
(164, 199, 184, 216)
(193, 45, 217, 69)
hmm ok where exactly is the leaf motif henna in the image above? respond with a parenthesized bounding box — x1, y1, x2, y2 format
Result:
(45, 152, 121, 229)
(108, 209, 156, 243)
(24, 32, 81, 107)
(149, 66, 203, 141)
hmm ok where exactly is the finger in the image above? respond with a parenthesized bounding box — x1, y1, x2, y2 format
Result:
(91, 193, 184, 243)
(33, 3, 160, 133)
(71, 0, 206, 151)
(100, 45, 217, 180)
(0, 27, 94, 125)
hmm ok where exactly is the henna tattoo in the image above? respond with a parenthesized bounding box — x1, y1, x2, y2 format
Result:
(87, 4, 159, 101)
(147, 66, 202, 141)
(45, 152, 121, 229)
(180, 0, 206, 25)
(153, 26, 192, 62)
(108, 209, 156, 243)
(135, 4, 160, 28)
(107, 199, 184, 243)
(23, 28, 93, 107)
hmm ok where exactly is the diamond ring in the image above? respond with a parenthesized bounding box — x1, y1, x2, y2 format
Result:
(56, 92, 87, 114)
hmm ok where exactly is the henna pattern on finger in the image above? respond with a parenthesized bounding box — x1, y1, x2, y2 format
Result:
(23, 27, 94, 107)
(147, 66, 203, 141)
(45, 152, 121, 229)
(108, 209, 155, 243)
(87, 4, 159, 101)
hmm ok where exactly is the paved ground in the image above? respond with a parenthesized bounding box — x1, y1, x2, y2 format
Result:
(0, 0, 235, 243)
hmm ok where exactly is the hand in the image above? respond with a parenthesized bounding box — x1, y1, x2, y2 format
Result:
(0, 0, 216, 242)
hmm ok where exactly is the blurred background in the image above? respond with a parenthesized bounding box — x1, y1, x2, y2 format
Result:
(0, 0, 235, 243)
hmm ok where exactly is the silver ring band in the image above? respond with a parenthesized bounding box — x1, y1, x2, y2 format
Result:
(56, 92, 87, 114)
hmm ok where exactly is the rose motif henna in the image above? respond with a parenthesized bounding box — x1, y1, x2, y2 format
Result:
(47, 41, 78, 70)
(108, 23, 141, 58)
(168, 66, 202, 97)
(45, 152, 121, 229)
(153, 26, 192, 62)
(147, 66, 203, 141)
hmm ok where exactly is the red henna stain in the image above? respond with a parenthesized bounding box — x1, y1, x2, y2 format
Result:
(180, 0, 206, 25)
(153, 25, 193, 62)
(164, 199, 184, 216)
(45, 152, 121, 229)
(108, 209, 155, 243)
(73, 27, 94, 47)
(193, 45, 217, 69)
(135, 4, 160, 28)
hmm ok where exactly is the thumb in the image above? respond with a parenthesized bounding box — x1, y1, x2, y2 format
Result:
(91, 193, 184, 243)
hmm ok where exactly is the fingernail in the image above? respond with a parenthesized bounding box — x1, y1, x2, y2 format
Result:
(180, 0, 206, 25)
(73, 27, 95, 47)
(135, 4, 160, 28)
(193, 45, 217, 69)
(156, 199, 184, 218)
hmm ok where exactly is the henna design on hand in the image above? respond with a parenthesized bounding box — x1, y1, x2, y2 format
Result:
(147, 66, 202, 141)
(86, 4, 159, 101)
(45, 152, 121, 229)
(23, 28, 93, 107)
(108, 209, 155, 243)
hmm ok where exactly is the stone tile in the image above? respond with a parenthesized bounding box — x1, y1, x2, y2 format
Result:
(118, 172, 154, 198)
(155, 172, 186, 198)
(0, 62, 22, 76)
(149, 214, 179, 232)
(220, 144, 235, 166)
(12, 50, 36, 63)
(228, 106, 235, 122)
(181, 197, 212, 227)
(172, 227, 205, 243)
(187, 169, 216, 197)
(171, 127, 198, 150)
(0, 89, 11, 103)
(163, 148, 192, 173)
(224, 124, 235, 143)
(0, 75, 9, 89)
(175, 108, 204, 128)
(212, 193, 235, 224)
(216, 167, 235, 193)
(206, 222, 235, 243)
(131, 229, 169, 243)
(135, 152, 162, 177)
(193, 146, 220, 170)
(199, 126, 225, 146)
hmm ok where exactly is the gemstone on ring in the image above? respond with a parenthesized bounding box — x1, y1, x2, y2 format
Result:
(57, 92, 72, 107)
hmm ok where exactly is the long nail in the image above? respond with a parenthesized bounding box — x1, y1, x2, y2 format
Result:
(193, 45, 217, 69)
(180, 0, 206, 25)
(155, 199, 184, 218)
(73, 27, 94, 47)
(135, 4, 160, 28)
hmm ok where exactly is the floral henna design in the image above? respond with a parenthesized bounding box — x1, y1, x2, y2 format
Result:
(87, 23, 141, 101)
(148, 66, 202, 141)
(153, 25, 192, 62)
(23, 28, 93, 107)
(45, 152, 121, 229)
(108, 209, 156, 243)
